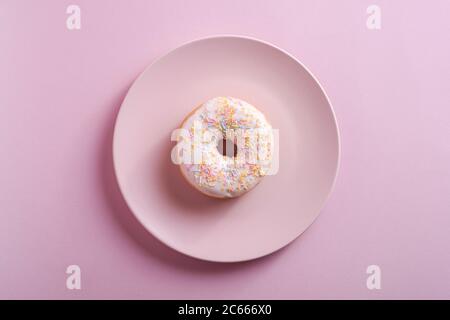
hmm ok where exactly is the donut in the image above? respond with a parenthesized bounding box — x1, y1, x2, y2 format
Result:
(174, 96, 274, 198)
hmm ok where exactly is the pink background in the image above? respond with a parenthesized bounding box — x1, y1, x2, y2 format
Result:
(0, 0, 449, 299)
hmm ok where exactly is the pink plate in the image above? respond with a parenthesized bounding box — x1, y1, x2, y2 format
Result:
(113, 35, 340, 262)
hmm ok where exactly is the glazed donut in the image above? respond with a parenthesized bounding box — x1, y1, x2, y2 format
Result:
(174, 96, 274, 198)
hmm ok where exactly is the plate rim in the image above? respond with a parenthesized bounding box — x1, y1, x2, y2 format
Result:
(112, 34, 341, 263)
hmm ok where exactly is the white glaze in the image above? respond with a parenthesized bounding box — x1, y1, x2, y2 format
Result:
(178, 97, 274, 198)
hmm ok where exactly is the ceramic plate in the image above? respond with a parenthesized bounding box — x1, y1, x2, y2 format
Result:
(113, 35, 340, 262)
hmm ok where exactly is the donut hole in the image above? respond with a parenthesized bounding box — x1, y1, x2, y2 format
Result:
(217, 138, 238, 158)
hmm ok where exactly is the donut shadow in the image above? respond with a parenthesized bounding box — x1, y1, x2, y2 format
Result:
(101, 89, 285, 272)
(100, 94, 250, 272)
(157, 135, 237, 213)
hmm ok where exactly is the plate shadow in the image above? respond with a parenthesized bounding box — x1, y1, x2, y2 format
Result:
(100, 88, 283, 273)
